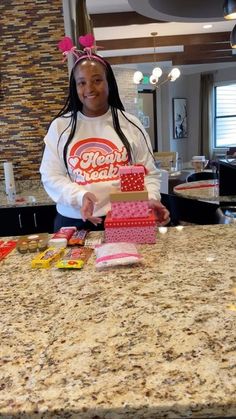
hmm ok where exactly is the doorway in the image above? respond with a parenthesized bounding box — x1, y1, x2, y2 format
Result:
(137, 89, 157, 151)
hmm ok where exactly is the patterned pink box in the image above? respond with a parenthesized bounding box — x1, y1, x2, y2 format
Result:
(105, 210, 156, 244)
(111, 200, 149, 218)
(105, 226, 156, 244)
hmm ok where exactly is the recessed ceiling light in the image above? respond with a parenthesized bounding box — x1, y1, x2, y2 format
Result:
(203, 24, 213, 29)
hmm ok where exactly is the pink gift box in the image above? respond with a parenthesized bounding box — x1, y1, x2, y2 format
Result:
(105, 226, 156, 244)
(105, 210, 156, 244)
(119, 165, 145, 175)
(111, 200, 149, 218)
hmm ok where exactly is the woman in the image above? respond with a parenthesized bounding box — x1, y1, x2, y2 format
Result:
(40, 36, 170, 231)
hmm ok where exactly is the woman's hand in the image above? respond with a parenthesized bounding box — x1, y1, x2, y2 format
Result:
(81, 192, 102, 226)
(148, 199, 170, 226)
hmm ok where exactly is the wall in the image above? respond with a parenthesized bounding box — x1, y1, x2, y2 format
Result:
(1, 0, 68, 181)
(113, 67, 138, 115)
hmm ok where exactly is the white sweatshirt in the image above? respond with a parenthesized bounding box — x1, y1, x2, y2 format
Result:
(40, 108, 161, 219)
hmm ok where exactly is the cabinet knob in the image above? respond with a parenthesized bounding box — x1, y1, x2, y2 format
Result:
(33, 213, 37, 228)
(18, 213, 22, 229)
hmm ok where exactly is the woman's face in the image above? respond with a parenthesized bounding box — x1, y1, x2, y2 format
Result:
(74, 60, 109, 117)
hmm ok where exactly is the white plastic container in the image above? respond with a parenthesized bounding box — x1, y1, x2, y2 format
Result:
(7, 184, 16, 204)
(159, 169, 169, 194)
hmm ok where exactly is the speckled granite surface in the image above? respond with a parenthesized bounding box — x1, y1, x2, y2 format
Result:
(0, 181, 54, 208)
(0, 224, 236, 418)
(174, 180, 236, 204)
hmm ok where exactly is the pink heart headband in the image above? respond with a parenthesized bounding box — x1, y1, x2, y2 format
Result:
(58, 33, 107, 67)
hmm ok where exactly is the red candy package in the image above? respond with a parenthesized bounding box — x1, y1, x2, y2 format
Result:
(0, 241, 17, 261)
(68, 229, 89, 246)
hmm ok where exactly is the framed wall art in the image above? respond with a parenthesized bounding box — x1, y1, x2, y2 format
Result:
(173, 98, 187, 139)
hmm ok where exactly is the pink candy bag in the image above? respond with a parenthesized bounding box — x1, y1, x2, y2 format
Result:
(95, 242, 142, 269)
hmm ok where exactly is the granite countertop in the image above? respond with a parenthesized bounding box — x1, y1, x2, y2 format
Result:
(0, 181, 54, 208)
(174, 180, 236, 204)
(0, 224, 236, 418)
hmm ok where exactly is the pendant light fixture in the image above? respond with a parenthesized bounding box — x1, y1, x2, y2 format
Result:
(223, 0, 236, 19)
(133, 32, 181, 87)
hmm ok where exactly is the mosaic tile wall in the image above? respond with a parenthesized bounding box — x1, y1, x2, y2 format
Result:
(1, 0, 138, 182)
(0, 0, 68, 181)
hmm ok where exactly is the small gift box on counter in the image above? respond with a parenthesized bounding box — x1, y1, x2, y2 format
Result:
(119, 165, 145, 192)
(110, 189, 149, 218)
(105, 210, 156, 244)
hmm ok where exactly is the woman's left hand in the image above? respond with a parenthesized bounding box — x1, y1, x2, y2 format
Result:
(148, 199, 170, 226)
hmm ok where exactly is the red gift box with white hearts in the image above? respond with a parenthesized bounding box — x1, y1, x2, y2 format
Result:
(104, 210, 156, 244)
(119, 165, 145, 192)
(105, 210, 156, 228)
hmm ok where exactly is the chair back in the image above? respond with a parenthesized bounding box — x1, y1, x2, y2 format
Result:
(186, 171, 218, 182)
(161, 193, 220, 225)
(226, 147, 236, 156)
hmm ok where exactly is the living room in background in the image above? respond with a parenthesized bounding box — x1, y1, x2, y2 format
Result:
(173, 98, 188, 139)
(137, 89, 158, 151)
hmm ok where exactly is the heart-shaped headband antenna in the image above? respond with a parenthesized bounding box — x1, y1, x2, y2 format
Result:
(58, 33, 106, 67)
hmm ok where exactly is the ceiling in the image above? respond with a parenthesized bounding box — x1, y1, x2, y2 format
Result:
(86, 0, 236, 74)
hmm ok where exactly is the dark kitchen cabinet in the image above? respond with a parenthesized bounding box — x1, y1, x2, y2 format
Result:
(0, 205, 57, 237)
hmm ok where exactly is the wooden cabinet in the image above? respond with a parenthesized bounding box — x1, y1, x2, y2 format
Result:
(0, 205, 56, 237)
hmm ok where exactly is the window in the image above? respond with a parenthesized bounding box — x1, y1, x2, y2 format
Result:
(214, 84, 236, 149)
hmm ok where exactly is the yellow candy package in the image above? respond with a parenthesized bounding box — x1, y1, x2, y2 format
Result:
(31, 247, 64, 268)
(56, 247, 93, 269)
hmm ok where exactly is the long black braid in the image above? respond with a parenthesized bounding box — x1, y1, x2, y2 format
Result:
(52, 54, 153, 172)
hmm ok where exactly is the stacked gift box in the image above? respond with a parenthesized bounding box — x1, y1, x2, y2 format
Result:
(105, 165, 156, 244)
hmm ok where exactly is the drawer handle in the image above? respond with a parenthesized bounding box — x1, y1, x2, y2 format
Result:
(18, 213, 22, 229)
(33, 213, 37, 228)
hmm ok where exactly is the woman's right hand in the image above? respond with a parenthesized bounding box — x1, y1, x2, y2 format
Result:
(81, 192, 102, 226)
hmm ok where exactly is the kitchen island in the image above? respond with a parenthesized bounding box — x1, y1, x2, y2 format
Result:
(0, 224, 236, 418)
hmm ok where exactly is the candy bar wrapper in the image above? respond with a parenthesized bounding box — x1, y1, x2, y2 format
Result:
(68, 229, 89, 246)
(31, 247, 64, 268)
(56, 247, 93, 269)
(0, 240, 17, 261)
(84, 231, 104, 248)
(17, 233, 48, 254)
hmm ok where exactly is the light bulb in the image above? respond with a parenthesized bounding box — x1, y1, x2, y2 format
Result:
(223, 0, 236, 19)
(152, 67, 162, 78)
(133, 71, 143, 84)
(149, 74, 158, 85)
(230, 24, 236, 48)
(168, 68, 181, 81)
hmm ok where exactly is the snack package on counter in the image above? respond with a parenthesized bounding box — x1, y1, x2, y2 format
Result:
(31, 247, 64, 268)
(68, 229, 89, 246)
(17, 234, 48, 254)
(56, 247, 93, 269)
(84, 231, 104, 248)
(0, 240, 17, 261)
(48, 226, 76, 247)
(95, 242, 142, 269)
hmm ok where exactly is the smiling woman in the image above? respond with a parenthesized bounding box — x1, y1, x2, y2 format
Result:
(39, 34, 170, 232)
